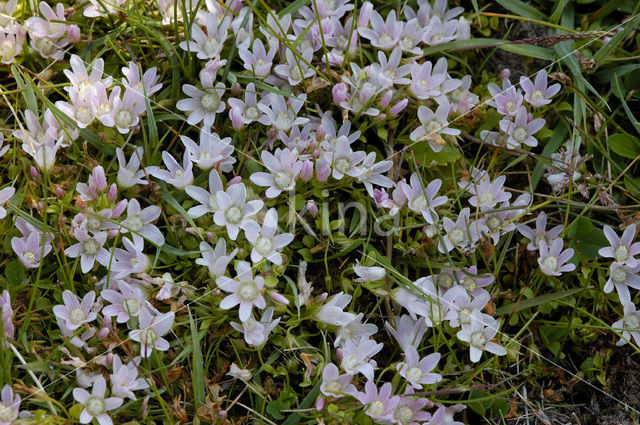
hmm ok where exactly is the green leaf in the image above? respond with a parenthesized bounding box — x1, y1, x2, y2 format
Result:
(423, 38, 504, 55)
(532, 123, 568, 190)
(494, 0, 546, 20)
(593, 13, 640, 67)
(409, 142, 462, 166)
(612, 75, 640, 136)
(495, 288, 583, 316)
(499, 43, 554, 60)
(11, 66, 38, 113)
(5, 261, 25, 286)
(188, 309, 205, 408)
(608, 133, 640, 159)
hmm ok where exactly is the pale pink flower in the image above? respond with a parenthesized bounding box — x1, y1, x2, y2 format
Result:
(244, 208, 293, 265)
(129, 305, 174, 357)
(73, 376, 123, 425)
(216, 261, 266, 322)
(53, 290, 98, 331)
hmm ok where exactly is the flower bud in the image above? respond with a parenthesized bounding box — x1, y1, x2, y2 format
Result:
(358, 2, 373, 27)
(306, 200, 318, 216)
(229, 108, 244, 130)
(315, 397, 325, 411)
(55, 186, 65, 199)
(228, 175, 242, 185)
(299, 160, 314, 182)
(390, 99, 408, 116)
(66, 24, 80, 42)
(108, 228, 120, 238)
(107, 183, 117, 202)
(30, 165, 40, 181)
(112, 199, 128, 218)
(332, 82, 348, 105)
(316, 162, 330, 182)
(500, 68, 511, 80)
(269, 291, 289, 305)
(380, 90, 393, 108)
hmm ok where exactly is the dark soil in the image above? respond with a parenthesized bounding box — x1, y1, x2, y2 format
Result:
(484, 20, 550, 80)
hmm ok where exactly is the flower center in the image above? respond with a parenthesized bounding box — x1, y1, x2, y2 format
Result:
(0, 41, 14, 62)
(244, 106, 259, 120)
(274, 112, 293, 131)
(23, 252, 38, 265)
(367, 400, 386, 417)
(400, 36, 414, 49)
(449, 227, 466, 246)
(86, 216, 102, 231)
(274, 171, 293, 189)
(225, 206, 243, 224)
(377, 33, 392, 46)
(506, 101, 517, 113)
(462, 277, 477, 292)
(83, 239, 100, 255)
(70, 307, 87, 324)
(238, 281, 258, 301)
(394, 405, 414, 425)
(255, 237, 273, 257)
(411, 195, 428, 212)
(487, 216, 501, 231)
(334, 157, 350, 173)
(200, 92, 220, 112)
(614, 245, 630, 262)
(140, 328, 157, 346)
(203, 38, 220, 57)
(512, 127, 528, 143)
(477, 191, 494, 206)
(623, 313, 640, 329)
(76, 106, 94, 124)
(458, 307, 472, 325)
(114, 109, 133, 128)
(437, 273, 454, 290)
(208, 195, 218, 210)
(289, 66, 302, 82)
(406, 366, 423, 383)
(127, 215, 144, 232)
(341, 354, 357, 371)
(541, 256, 558, 272)
(0, 403, 14, 422)
(531, 90, 544, 102)
(78, 80, 94, 94)
(124, 298, 140, 315)
(325, 379, 342, 394)
(611, 266, 627, 284)
(470, 331, 487, 349)
(424, 119, 442, 135)
(85, 396, 106, 417)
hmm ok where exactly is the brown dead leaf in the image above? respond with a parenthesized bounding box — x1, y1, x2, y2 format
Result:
(543, 388, 564, 403)
(166, 365, 184, 384)
(503, 398, 520, 419)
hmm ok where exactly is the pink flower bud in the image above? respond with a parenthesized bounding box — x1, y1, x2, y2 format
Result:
(358, 2, 373, 27)
(315, 397, 325, 411)
(112, 199, 128, 218)
(316, 126, 325, 141)
(97, 326, 110, 339)
(107, 183, 117, 202)
(335, 347, 343, 363)
(306, 200, 318, 216)
(500, 68, 511, 79)
(228, 176, 242, 185)
(185, 227, 197, 235)
(312, 149, 320, 158)
(316, 162, 330, 182)
(380, 90, 393, 108)
(317, 292, 328, 302)
(229, 108, 245, 130)
(389, 99, 408, 116)
(66, 24, 80, 42)
(231, 82, 242, 96)
(332, 83, 348, 105)
(375, 113, 387, 122)
(107, 228, 119, 238)
(30, 165, 40, 180)
(299, 160, 314, 181)
(219, 410, 227, 418)
(269, 291, 289, 305)
(55, 186, 64, 198)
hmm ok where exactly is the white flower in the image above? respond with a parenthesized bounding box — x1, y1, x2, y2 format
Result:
(213, 183, 263, 240)
(244, 208, 294, 265)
